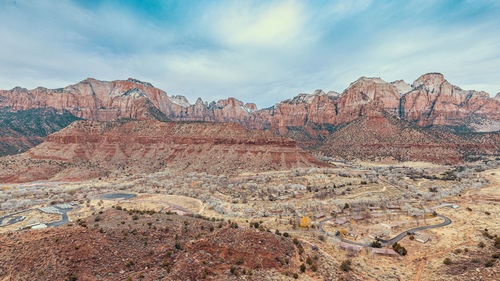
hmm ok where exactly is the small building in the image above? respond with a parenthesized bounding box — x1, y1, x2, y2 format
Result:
(416, 233, 431, 243)
(370, 248, 398, 256)
(380, 223, 392, 229)
(31, 224, 48, 230)
(347, 232, 358, 239)
(314, 213, 326, 220)
(387, 205, 401, 210)
(337, 242, 362, 253)
(335, 218, 347, 225)
(352, 215, 364, 221)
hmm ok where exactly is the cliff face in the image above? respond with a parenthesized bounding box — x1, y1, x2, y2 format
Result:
(319, 109, 499, 164)
(1, 74, 498, 133)
(1, 73, 499, 163)
(400, 73, 500, 128)
(0, 120, 329, 182)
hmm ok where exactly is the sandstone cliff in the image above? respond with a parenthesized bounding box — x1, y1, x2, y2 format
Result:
(1, 73, 499, 163)
(0, 120, 329, 182)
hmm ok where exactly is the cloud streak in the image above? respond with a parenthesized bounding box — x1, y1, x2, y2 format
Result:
(1, 0, 499, 107)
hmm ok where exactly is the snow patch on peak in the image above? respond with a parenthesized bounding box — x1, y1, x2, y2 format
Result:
(168, 95, 191, 107)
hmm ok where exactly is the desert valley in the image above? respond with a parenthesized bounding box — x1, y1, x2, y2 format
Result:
(0, 74, 499, 280)
(1, 1, 500, 280)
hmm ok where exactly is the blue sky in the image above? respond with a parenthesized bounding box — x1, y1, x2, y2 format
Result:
(1, 0, 499, 107)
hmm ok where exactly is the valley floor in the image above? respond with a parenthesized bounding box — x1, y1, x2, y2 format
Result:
(0, 159, 499, 280)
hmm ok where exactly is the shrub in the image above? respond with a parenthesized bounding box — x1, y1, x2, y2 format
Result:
(126, 258, 135, 267)
(310, 263, 318, 272)
(306, 256, 313, 265)
(443, 258, 452, 265)
(478, 242, 485, 248)
(485, 259, 495, 267)
(300, 263, 306, 272)
(392, 243, 407, 256)
(340, 260, 352, 272)
(370, 241, 382, 248)
(293, 273, 299, 279)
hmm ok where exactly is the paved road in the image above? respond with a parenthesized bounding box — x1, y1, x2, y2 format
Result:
(100, 193, 137, 200)
(0, 204, 78, 229)
(377, 214, 451, 246)
(318, 213, 452, 247)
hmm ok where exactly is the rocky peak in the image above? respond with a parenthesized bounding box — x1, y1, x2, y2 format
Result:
(244, 103, 257, 112)
(168, 95, 191, 107)
(495, 92, 500, 101)
(285, 89, 335, 105)
(391, 80, 412, 95)
(326, 91, 340, 98)
(412, 73, 445, 93)
(313, 89, 326, 96)
(10, 86, 28, 92)
(349, 77, 387, 88)
(126, 78, 155, 88)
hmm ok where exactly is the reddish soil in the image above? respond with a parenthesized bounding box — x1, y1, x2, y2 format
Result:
(0, 209, 300, 280)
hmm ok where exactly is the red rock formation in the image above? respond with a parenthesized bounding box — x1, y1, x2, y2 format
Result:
(1, 73, 499, 163)
(319, 109, 499, 164)
(401, 73, 500, 128)
(2, 74, 498, 134)
(0, 120, 329, 182)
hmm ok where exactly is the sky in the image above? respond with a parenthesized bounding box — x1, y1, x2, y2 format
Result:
(1, 0, 499, 107)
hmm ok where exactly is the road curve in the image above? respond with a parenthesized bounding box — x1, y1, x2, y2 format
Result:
(378, 214, 451, 246)
(318, 214, 452, 247)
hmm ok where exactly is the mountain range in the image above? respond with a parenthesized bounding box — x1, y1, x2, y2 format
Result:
(0, 72, 499, 168)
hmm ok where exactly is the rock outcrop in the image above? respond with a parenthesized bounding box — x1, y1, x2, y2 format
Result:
(319, 110, 499, 163)
(401, 73, 500, 128)
(0, 120, 329, 182)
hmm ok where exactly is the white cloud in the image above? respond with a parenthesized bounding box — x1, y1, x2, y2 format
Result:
(206, 0, 311, 49)
(0, 0, 499, 106)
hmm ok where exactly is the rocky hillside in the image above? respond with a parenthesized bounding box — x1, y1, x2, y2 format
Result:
(0, 120, 329, 182)
(318, 109, 499, 163)
(0, 209, 305, 280)
(0, 107, 81, 156)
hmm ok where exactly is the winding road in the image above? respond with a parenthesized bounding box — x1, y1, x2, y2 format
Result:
(318, 213, 452, 247)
